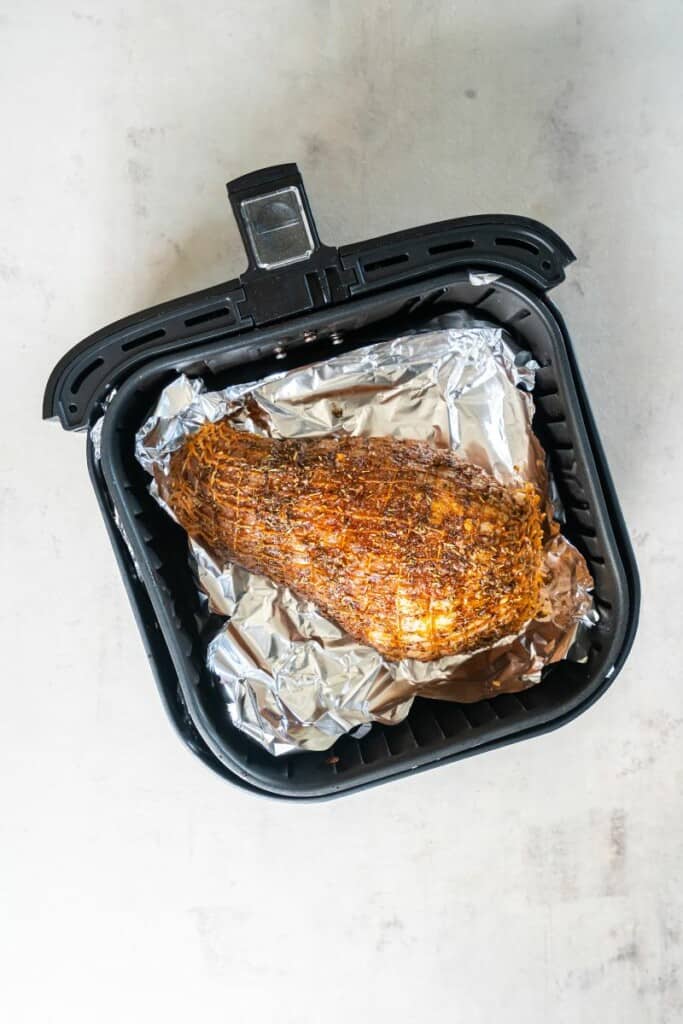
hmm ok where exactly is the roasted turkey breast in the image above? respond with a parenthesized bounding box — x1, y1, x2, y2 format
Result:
(160, 422, 545, 661)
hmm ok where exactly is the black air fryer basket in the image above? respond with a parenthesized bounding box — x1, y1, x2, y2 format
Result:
(44, 164, 639, 798)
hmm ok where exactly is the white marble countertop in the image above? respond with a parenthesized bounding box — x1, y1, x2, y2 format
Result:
(2, 3, 681, 1021)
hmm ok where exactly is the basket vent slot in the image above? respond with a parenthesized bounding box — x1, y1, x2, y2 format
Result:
(184, 307, 234, 328)
(363, 252, 410, 274)
(121, 328, 166, 352)
(71, 357, 104, 394)
(428, 239, 475, 256)
(495, 236, 540, 256)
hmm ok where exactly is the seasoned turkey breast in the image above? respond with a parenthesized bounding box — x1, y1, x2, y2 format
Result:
(160, 423, 545, 661)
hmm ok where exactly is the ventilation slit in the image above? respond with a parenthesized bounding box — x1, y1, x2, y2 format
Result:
(495, 236, 540, 255)
(363, 252, 409, 274)
(385, 721, 418, 755)
(121, 328, 166, 352)
(184, 307, 234, 328)
(71, 357, 104, 394)
(473, 287, 495, 307)
(428, 239, 475, 255)
(506, 308, 532, 324)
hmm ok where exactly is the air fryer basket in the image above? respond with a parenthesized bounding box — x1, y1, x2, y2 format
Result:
(45, 165, 639, 798)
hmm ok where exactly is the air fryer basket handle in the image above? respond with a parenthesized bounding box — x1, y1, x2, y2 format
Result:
(226, 163, 354, 324)
(44, 163, 575, 431)
(227, 164, 325, 270)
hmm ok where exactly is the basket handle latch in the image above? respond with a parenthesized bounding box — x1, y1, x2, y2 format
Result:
(227, 163, 353, 325)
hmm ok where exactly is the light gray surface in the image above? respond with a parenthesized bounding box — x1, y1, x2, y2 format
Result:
(1, 2, 681, 1022)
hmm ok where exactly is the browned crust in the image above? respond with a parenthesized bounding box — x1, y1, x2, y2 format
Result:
(160, 422, 545, 662)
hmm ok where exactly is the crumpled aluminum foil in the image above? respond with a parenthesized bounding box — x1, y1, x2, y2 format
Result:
(135, 313, 594, 755)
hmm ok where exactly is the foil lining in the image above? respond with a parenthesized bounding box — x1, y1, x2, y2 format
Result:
(90, 415, 104, 461)
(136, 315, 594, 754)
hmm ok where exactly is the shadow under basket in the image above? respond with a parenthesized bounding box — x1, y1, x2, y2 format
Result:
(45, 163, 639, 798)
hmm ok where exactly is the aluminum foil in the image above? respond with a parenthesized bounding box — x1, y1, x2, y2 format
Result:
(136, 315, 594, 754)
(90, 414, 104, 461)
